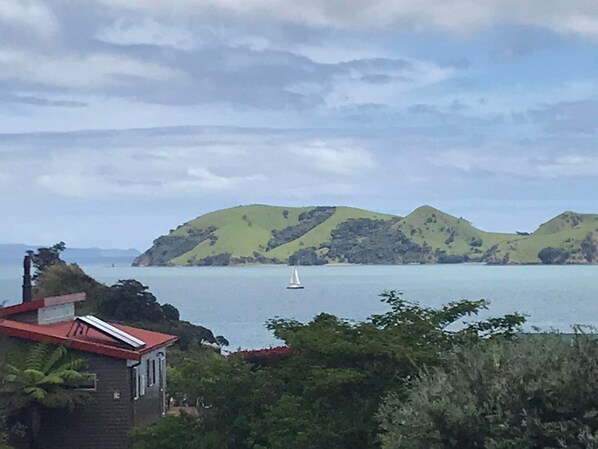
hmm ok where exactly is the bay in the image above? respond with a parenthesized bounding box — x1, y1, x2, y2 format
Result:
(1, 264, 597, 349)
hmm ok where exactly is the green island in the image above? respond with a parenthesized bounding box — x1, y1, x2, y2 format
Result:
(134, 204, 598, 266)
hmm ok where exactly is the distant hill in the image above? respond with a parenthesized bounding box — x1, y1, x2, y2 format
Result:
(133, 205, 598, 266)
(0, 244, 140, 266)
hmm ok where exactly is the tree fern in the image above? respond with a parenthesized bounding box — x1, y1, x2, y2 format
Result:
(0, 343, 93, 448)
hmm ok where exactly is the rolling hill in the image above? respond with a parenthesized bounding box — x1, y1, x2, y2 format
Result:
(133, 205, 598, 266)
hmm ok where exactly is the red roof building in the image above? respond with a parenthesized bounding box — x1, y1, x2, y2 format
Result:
(0, 291, 178, 449)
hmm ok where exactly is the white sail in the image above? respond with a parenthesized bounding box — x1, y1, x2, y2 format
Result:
(290, 267, 301, 286)
(287, 266, 304, 289)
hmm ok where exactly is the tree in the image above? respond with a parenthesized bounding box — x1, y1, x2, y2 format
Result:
(378, 333, 598, 449)
(538, 247, 570, 264)
(100, 280, 166, 323)
(260, 292, 524, 449)
(26, 242, 66, 280)
(33, 263, 107, 314)
(161, 304, 180, 321)
(0, 343, 92, 449)
(134, 291, 524, 449)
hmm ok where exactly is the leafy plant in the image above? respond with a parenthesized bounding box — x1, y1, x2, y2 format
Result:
(378, 332, 598, 449)
(134, 291, 524, 449)
(0, 343, 92, 449)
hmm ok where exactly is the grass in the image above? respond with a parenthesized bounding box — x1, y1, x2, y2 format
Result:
(146, 205, 598, 265)
(171, 205, 313, 264)
(492, 212, 598, 263)
(394, 205, 512, 255)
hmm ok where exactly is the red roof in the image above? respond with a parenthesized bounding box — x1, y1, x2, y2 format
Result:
(0, 318, 178, 361)
(0, 292, 86, 318)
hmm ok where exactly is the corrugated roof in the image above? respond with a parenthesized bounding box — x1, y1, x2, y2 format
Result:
(0, 317, 178, 361)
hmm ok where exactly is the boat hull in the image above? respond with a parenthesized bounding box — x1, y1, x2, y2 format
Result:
(286, 285, 305, 290)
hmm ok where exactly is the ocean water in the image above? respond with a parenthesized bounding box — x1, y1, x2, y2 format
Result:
(1, 264, 597, 349)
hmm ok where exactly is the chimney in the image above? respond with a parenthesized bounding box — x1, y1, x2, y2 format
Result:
(22, 255, 32, 303)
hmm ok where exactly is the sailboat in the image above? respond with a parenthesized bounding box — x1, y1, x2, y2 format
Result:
(286, 266, 304, 289)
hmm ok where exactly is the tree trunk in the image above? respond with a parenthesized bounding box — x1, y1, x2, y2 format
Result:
(29, 406, 41, 449)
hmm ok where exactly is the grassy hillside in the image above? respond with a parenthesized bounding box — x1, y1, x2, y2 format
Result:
(394, 206, 512, 256)
(133, 205, 598, 266)
(171, 205, 313, 264)
(491, 212, 598, 264)
(267, 207, 395, 261)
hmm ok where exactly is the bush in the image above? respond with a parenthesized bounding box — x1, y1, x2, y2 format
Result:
(267, 207, 335, 250)
(378, 334, 598, 449)
(538, 247, 571, 264)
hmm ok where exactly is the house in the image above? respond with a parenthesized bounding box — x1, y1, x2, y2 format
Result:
(0, 291, 178, 449)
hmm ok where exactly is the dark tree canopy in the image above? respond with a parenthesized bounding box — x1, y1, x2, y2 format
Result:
(100, 279, 171, 323)
(26, 242, 66, 280)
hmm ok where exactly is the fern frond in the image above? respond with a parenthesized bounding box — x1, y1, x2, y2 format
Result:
(42, 345, 68, 373)
(23, 387, 46, 400)
(25, 343, 48, 371)
(22, 369, 45, 385)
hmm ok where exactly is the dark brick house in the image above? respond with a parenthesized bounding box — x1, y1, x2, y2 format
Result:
(0, 292, 178, 449)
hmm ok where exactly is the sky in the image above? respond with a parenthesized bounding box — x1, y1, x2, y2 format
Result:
(1, 0, 598, 250)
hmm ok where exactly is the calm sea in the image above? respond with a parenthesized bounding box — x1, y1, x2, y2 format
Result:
(1, 264, 597, 349)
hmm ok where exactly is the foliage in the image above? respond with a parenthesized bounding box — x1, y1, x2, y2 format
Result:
(133, 352, 276, 449)
(0, 343, 92, 449)
(135, 227, 218, 266)
(134, 291, 524, 449)
(33, 263, 107, 314)
(288, 248, 326, 265)
(161, 304, 180, 321)
(327, 218, 432, 264)
(538, 247, 571, 264)
(26, 242, 65, 280)
(100, 280, 167, 322)
(378, 333, 598, 449)
(132, 414, 205, 449)
(100, 280, 224, 347)
(267, 207, 336, 250)
(581, 233, 598, 262)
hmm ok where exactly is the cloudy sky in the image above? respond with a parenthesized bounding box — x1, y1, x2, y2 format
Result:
(1, 0, 598, 250)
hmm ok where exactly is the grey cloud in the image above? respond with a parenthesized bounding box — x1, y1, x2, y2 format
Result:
(492, 27, 559, 61)
(528, 100, 598, 135)
(339, 58, 411, 71)
(97, 0, 598, 39)
(0, 1, 431, 110)
(0, 93, 87, 108)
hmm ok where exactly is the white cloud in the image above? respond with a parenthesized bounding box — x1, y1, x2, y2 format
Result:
(98, 0, 598, 38)
(430, 148, 598, 179)
(187, 167, 266, 191)
(294, 141, 376, 175)
(0, 49, 178, 88)
(96, 18, 196, 50)
(34, 146, 268, 199)
(0, 0, 57, 37)
(325, 60, 454, 107)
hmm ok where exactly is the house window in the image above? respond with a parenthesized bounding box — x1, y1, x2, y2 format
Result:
(146, 359, 152, 386)
(151, 359, 157, 386)
(132, 367, 146, 399)
(71, 374, 97, 391)
(139, 373, 146, 396)
(133, 367, 140, 399)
